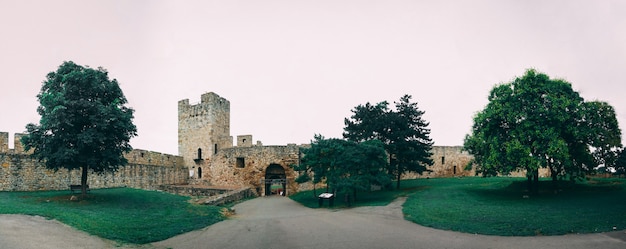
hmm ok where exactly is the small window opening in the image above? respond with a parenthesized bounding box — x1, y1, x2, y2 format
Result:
(214, 144, 218, 154)
(441, 156, 445, 165)
(197, 148, 202, 159)
(198, 167, 202, 179)
(236, 157, 245, 168)
(453, 165, 457, 175)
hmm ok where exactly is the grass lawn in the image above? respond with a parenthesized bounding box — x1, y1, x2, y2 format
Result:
(0, 188, 225, 244)
(290, 186, 403, 208)
(404, 177, 626, 236)
(291, 177, 626, 236)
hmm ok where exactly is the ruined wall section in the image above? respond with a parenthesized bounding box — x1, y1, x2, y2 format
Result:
(178, 92, 233, 176)
(207, 145, 301, 195)
(403, 146, 549, 179)
(0, 132, 187, 191)
(405, 146, 476, 178)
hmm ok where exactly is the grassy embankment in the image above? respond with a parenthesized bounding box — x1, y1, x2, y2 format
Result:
(290, 177, 626, 236)
(0, 188, 224, 244)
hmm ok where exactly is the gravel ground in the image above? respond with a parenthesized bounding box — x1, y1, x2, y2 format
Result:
(2, 196, 625, 249)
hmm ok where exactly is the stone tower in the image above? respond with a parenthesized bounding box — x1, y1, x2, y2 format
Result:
(178, 92, 233, 177)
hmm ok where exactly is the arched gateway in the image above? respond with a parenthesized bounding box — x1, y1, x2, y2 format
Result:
(263, 164, 287, 196)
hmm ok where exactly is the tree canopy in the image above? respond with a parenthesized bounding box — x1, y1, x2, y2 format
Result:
(21, 61, 137, 196)
(294, 135, 391, 203)
(343, 95, 434, 189)
(615, 148, 626, 177)
(464, 69, 622, 193)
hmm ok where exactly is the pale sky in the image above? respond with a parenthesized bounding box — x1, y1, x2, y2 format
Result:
(1, 0, 625, 155)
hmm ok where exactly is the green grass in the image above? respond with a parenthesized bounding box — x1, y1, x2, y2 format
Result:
(404, 177, 626, 236)
(291, 177, 626, 236)
(0, 188, 225, 244)
(290, 185, 411, 208)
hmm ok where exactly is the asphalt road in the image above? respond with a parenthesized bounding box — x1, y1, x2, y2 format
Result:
(1, 196, 625, 249)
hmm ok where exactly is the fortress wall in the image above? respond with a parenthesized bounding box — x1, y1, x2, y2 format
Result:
(405, 146, 477, 179)
(206, 145, 301, 195)
(125, 149, 184, 167)
(0, 132, 187, 191)
(403, 146, 549, 179)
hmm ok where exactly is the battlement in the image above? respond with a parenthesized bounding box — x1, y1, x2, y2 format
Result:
(0, 132, 33, 154)
(0, 132, 7, 153)
(237, 135, 259, 147)
(201, 92, 229, 106)
(124, 149, 184, 167)
(0, 131, 183, 167)
(178, 92, 230, 113)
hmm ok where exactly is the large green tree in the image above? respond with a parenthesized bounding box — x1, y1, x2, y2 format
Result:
(295, 135, 391, 204)
(344, 95, 434, 189)
(615, 148, 626, 177)
(21, 61, 137, 196)
(464, 69, 622, 194)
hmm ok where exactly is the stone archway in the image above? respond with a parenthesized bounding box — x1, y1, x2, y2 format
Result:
(264, 164, 286, 196)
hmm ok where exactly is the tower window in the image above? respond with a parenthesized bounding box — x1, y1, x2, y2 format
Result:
(197, 148, 202, 159)
(441, 156, 445, 165)
(236, 157, 245, 168)
(214, 144, 218, 154)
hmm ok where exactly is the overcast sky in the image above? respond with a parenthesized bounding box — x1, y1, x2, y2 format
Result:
(1, 0, 625, 155)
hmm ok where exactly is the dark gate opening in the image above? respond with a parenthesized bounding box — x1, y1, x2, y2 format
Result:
(264, 164, 286, 196)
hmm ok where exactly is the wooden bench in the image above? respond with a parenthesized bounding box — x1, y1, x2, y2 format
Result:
(70, 184, 90, 193)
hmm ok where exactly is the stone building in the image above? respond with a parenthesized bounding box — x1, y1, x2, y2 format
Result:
(178, 92, 302, 196)
(177, 92, 484, 196)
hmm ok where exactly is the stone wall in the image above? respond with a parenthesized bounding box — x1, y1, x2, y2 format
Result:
(158, 185, 232, 197)
(418, 146, 476, 178)
(0, 132, 187, 191)
(403, 145, 549, 179)
(199, 188, 257, 206)
(206, 144, 301, 196)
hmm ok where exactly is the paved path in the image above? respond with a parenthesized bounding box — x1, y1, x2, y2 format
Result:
(153, 196, 626, 249)
(2, 197, 625, 249)
(0, 214, 130, 249)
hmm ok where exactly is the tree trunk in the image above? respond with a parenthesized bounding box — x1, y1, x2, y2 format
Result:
(533, 169, 539, 195)
(550, 168, 558, 192)
(396, 172, 401, 190)
(81, 165, 89, 198)
(527, 175, 532, 193)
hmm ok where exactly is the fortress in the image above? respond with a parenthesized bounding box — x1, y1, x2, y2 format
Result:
(0, 92, 477, 195)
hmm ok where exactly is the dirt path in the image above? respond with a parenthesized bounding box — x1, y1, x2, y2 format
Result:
(2, 197, 625, 249)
